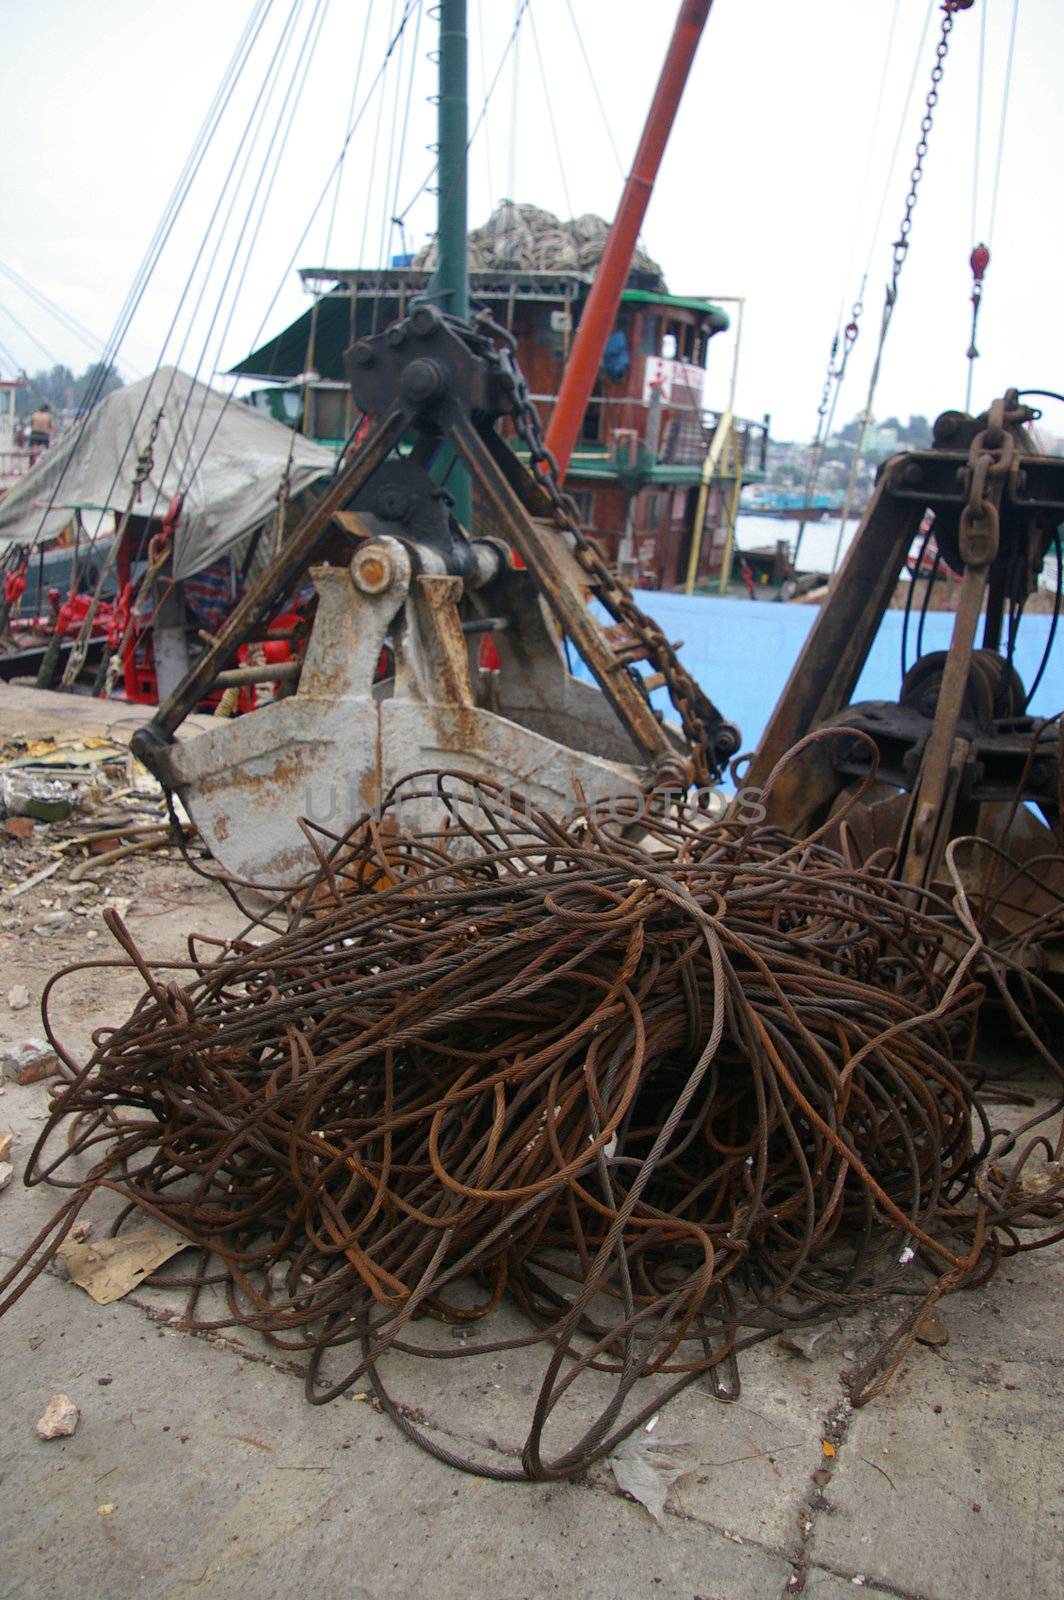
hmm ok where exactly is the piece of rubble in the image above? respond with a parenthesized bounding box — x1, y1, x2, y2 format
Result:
(777, 1321, 847, 1360)
(7, 985, 31, 1011)
(35, 1395, 80, 1441)
(3, 816, 35, 840)
(0, 1133, 12, 1161)
(0, 1160, 13, 1191)
(0, 1039, 60, 1086)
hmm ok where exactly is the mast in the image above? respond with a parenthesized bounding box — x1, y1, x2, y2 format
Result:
(428, 0, 471, 525)
(545, 0, 713, 482)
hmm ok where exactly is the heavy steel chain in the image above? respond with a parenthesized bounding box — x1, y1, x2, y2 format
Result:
(889, 2, 967, 306)
(957, 390, 1032, 570)
(469, 310, 731, 785)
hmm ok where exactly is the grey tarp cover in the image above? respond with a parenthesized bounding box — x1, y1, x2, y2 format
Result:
(0, 366, 337, 579)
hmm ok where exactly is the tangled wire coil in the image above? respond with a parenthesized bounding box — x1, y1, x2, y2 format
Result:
(3, 770, 1063, 1480)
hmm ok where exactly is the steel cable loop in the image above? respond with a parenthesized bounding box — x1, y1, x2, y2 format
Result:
(1, 768, 1062, 1478)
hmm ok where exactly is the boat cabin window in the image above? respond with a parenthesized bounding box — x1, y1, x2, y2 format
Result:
(661, 331, 677, 360)
(640, 314, 662, 356)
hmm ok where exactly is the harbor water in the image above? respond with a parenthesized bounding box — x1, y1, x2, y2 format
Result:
(733, 511, 858, 575)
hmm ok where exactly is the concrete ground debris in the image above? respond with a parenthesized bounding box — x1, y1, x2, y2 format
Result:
(0, 692, 1062, 1599)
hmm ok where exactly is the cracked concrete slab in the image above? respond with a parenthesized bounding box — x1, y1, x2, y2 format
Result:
(803, 1348, 1064, 1600)
(2, 811, 1063, 1599)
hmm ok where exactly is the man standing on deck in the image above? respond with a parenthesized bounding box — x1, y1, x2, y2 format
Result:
(28, 402, 56, 460)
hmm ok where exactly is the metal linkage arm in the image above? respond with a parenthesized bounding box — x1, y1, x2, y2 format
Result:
(132, 402, 408, 771)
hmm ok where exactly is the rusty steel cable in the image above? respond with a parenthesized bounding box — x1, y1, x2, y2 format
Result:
(2, 766, 1063, 1480)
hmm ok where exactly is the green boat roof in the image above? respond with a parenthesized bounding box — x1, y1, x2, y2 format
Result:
(620, 289, 729, 328)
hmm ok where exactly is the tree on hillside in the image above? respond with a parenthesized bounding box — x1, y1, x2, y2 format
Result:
(72, 361, 124, 411)
(15, 361, 123, 418)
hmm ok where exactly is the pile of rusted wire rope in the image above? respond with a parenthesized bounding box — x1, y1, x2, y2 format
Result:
(3, 770, 1063, 1479)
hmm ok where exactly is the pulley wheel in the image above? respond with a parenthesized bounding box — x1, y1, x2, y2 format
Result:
(899, 649, 1026, 730)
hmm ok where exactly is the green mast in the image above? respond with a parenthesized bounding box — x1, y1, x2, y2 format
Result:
(427, 0, 471, 526)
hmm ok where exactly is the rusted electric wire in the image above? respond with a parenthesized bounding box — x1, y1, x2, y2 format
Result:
(2, 768, 1062, 1479)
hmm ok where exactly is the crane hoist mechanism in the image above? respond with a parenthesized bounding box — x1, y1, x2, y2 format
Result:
(130, 306, 740, 884)
(745, 389, 1064, 960)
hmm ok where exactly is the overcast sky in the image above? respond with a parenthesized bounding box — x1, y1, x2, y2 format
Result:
(3, 0, 1061, 441)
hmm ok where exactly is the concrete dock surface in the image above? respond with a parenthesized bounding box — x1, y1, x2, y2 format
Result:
(0, 686, 1061, 1598)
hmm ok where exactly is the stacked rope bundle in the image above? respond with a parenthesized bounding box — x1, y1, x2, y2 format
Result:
(3, 772, 1063, 1479)
(414, 201, 667, 287)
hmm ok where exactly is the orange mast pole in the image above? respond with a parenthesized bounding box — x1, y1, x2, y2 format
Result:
(544, 0, 713, 482)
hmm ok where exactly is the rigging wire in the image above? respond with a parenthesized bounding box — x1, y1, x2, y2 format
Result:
(965, 0, 1019, 413)
(970, 0, 986, 247)
(91, 0, 335, 697)
(829, 2, 967, 582)
(791, 281, 864, 571)
(833, 0, 905, 315)
(21, 1, 274, 556)
(58, 1, 320, 691)
(0, 303, 63, 369)
(0, 334, 24, 378)
(81, 1, 310, 537)
(986, 0, 1019, 246)
(177, 2, 421, 502)
(377, 0, 413, 271)
(861, 2, 937, 274)
(323, 1, 377, 264)
(83, 1, 275, 420)
(164, 0, 332, 510)
(476, 0, 495, 205)
(563, 0, 625, 181)
(384, 0, 425, 267)
(527, 2, 573, 219)
(392, 1, 529, 240)
(507, 0, 522, 202)
(0, 258, 109, 363)
(791, 0, 904, 570)
(358, 0, 401, 276)
(294, 0, 382, 466)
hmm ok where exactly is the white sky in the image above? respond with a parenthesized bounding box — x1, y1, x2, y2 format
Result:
(3, 0, 1061, 441)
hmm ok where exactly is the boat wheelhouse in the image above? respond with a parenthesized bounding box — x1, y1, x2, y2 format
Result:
(231, 229, 767, 591)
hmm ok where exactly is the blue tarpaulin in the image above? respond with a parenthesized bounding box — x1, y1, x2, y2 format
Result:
(574, 591, 1062, 774)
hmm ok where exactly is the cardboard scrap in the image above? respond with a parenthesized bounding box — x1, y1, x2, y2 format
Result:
(56, 1230, 191, 1305)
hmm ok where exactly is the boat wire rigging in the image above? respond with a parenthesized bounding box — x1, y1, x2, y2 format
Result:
(829, 0, 971, 582)
(563, 0, 625, 181)
(527, 3, 574, 221)
(964, 0, 1019, 411)
(16, 0, 275, 575)
(49, 1, 331, 689)
(0, 258, 112, 369)
(171, 0, 423, 534)
(792, 0, 914, 567)
(507, 0, 522, 203)
(392, 0, 529, 235)
(791, 280, 864, 570)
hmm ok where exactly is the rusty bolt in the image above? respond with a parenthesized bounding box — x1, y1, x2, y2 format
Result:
(350, 343, 374, 367)
(410, 304, 441, 338)
(401, 358, 446, 407)
(351, 545, 394, 595)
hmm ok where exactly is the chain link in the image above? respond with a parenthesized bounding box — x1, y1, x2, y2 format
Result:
(889, 3, 964, 305)
(467, 310, 733, 786)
